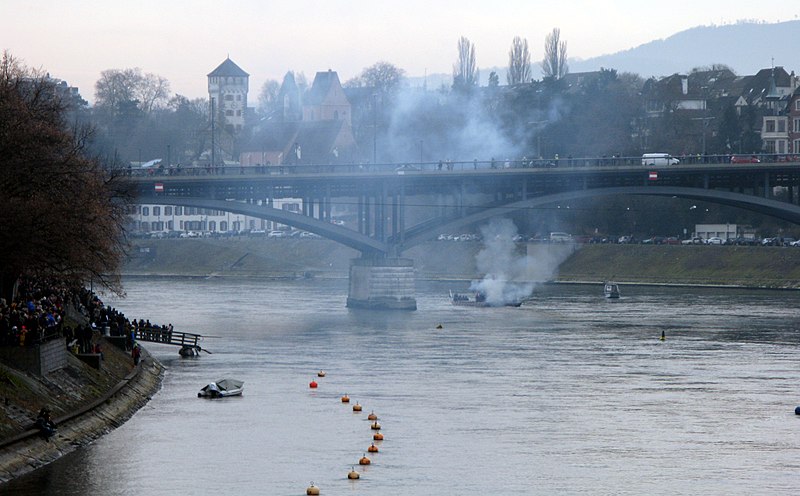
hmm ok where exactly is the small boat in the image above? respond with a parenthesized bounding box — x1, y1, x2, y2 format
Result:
(603, 282, 621, 299)
(198, 378, 244, 398)
(449, 290, 522, 307)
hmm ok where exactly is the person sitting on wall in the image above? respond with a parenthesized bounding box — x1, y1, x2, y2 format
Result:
(35, 407, 56, 441)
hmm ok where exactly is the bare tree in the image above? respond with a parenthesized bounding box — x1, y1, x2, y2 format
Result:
(257, 79, 280, 117)
(541, 28, 568, 80)
(0, 51, 132, 299)
(94, 67, 170, 115)
(359, 61, 406, 95)
(453, 36, 478, 92)
(507, 36, 532, 85)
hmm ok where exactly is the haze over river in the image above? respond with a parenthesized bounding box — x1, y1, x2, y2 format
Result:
(7, 278, 800, 495)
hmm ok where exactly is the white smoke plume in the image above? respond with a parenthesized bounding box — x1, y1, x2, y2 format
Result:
(469, 218, 572, 305)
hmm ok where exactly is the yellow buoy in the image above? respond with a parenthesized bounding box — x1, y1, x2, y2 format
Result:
(371, 421, 381, 430)
(359, 454, 371, 465)
(341, 394, 350, 403)
(373, 431, 384, 441)
(317, 370, 326, 377)
(353, 402, 362, 412)
(306, 483, 320, 495)
(367, 411, 378, 420)
(348, 467, 360, 479)
(368, 443, 379, 453)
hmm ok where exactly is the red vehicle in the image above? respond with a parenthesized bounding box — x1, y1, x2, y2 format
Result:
(730, 155, 761, 164)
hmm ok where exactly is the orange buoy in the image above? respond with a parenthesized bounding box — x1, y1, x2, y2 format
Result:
(348, 467, 360, 479)
(341, 394, 350, 403)
(306, 482, 320, 495)
(353, 403, 362, 412)
(367, 411, 378, 421)
(373, 431, 384, 441)
(359, 454, 371, 465)
(317, 370, 326, 377)
(368, 443, 379, 453)
(370, 421, 381, 430)
(309, 380, 318, 389)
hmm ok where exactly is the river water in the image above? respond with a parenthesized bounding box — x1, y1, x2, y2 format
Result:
(6, 278, 800, 495)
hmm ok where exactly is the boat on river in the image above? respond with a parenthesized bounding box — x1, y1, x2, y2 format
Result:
(198, 378, 244, 398)
(603, 282, 621, 299)
(449, 290, 523, 307)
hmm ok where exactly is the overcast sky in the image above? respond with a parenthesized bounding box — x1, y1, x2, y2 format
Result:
(2, 0, 798, 103)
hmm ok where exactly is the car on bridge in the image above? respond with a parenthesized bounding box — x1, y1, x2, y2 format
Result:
(730, 155, 761, 164)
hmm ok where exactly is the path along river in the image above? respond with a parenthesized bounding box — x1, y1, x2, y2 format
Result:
(6, 278, 800, 495)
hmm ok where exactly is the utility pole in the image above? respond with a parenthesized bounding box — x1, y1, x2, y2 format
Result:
(210, 97, 216, 169)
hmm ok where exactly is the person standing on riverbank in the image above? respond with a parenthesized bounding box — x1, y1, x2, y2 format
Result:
(131, 344, 141, 366)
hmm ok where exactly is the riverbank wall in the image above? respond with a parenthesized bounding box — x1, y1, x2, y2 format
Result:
(0, 342, 164, 484)
(125, 238, 800, 289)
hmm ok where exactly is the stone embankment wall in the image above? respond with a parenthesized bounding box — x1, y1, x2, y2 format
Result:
(0, 346, 164, 483)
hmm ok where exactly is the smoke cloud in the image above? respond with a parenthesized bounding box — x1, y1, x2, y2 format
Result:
(470, 218, 573, 305)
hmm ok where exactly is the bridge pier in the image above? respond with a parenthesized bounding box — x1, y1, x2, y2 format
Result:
(347, 257, 417, 310)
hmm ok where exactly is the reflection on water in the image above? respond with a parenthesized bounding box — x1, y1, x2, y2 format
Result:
(6, 280, 800, 495)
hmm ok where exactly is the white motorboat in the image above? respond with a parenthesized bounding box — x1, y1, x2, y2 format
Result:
(198, 378, 244, 398)
(603, 282, 621, 299)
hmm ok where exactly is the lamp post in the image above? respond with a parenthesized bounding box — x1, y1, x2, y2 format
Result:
(372, 93, 379, 164)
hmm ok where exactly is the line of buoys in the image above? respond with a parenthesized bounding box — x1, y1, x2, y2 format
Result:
(317, 370, 326, 377)
(353, 402, 362, 412)
(309, 380, 318, 389)
(348, 467, 360, 479)
(368, 443, 379, 453)
(359, 454, 371, 465)
(370, 421, 381, 430)
(306, 482, 320, 495)
(373, 431, 384, 441)
(367, 411, 378, 421)
(341, 394, 350, 403)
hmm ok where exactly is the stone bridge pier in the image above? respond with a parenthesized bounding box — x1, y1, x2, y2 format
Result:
(346, 257, 417, 310)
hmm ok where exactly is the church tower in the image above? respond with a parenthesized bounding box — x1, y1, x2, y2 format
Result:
(207, 57, 249, 133)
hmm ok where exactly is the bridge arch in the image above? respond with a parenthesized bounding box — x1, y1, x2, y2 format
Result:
(400, 186, 800, 251)
(137, 197, 389, 255)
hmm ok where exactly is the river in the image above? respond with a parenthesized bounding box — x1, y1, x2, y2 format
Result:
(6, 278, 800, 495)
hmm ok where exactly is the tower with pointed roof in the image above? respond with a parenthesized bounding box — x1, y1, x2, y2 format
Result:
(208, 57, 249, 133)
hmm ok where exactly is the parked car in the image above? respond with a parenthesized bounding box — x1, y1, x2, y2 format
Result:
(268, 230, 287, 238)
(617, 235, 632, 244)
(663, 237, 680, 245)
(641, 236, 665, 245)
(706, 236, 724, 245)
(681, 237, 705, 245)
(730, 155, 761, 164)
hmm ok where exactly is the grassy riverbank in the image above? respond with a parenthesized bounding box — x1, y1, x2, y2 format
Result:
(124, 238, 800, 289)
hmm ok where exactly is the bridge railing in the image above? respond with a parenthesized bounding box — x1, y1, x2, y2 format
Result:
(134, 328, 202, 348)
(123, 153, 800, 178)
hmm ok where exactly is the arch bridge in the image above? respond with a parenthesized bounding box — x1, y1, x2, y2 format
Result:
(129, 159, 800, 308)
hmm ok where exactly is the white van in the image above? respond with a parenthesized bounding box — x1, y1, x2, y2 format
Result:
(549, 232, 572, 243)
(642, 153, 679, 166)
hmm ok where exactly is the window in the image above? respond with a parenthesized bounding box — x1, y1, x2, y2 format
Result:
(766, 119, 776, 133)
(796, 100, 800, 111)
(778, 120, 786, 133)
(153, 206, 161, 216)
(175, 206, 182, 215)
(225, 110, 233, 116)
(794, 140, 800, 154)
(224, 94, 233, 101)
(165, 206, 173, 216)
(167, 220, 173, 230)
(794, 118, 800, 133)
(142, 207, 149, 216)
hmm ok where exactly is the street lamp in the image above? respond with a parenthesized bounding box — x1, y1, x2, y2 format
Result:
(372, 93, 379, 164)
